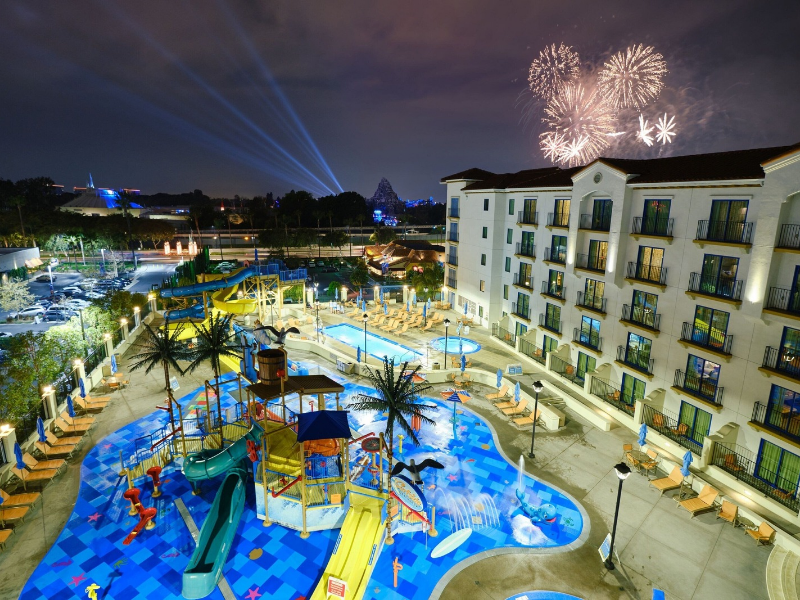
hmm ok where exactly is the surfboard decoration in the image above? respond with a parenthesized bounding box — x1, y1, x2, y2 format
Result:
(430, 527, 472, 559)
(390, 475, 427, 513)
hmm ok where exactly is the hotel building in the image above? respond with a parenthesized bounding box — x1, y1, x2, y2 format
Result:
(442, 142, 800, 522)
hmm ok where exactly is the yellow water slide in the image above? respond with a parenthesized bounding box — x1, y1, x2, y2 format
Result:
(310, 495, 386, 600)
(207, 271, 258, 315)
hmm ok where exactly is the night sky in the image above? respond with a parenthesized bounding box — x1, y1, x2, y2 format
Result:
(0, 1, 797, 200)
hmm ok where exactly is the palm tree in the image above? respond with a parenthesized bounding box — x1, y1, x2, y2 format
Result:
(408, 262, 444, 301)
(8, 196, 26, 238)
(348, 358, 436, 542)
(185, 312, 241, 430)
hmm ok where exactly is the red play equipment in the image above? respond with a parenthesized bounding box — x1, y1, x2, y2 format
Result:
(123, 488, 141, 516)
(123, 503, 157, 545)
(146, 466, 162, 498)
(246, 440, 261, 463)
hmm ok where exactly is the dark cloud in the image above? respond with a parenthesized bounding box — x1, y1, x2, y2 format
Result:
(0, 0, 797, 199)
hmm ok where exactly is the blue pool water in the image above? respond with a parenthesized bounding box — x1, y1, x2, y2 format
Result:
(430, 336, 481, 354)
(323, 322, 423, 363)
(506, 593, 582, 600)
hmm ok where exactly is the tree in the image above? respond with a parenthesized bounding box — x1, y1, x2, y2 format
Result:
(185, 312, 241, 431)
(0, 278, 33, 313)
(407, 262, 445, 300)
(327, 281, 341, 298)
(348, 359, 436, 543)
(370, 224, 397, 245)
(116, 191, 136, 247)
(8, 195, 26, 238)
(129, 322, 193, 400)
(326, 230, 349, 253)
(350, 261, 369, 290)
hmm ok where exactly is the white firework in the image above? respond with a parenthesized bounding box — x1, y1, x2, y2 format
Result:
(540, 82, 615, 166)
(655, 113, 676, 144)
(597, 44, 667, 110)
(540, 132, 568, 162)
(637, 114, 654, 147)
(528, 43, 580, 100)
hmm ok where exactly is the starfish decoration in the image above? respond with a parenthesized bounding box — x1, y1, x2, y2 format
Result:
(102, 443, 112, 450)
(70, 573, 87, 587)
(447, 473, 458, 482)
(88, 512, 102, 522)
(245, 587, 263, 600)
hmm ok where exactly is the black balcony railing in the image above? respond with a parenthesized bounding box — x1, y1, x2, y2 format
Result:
(447, 255, 458, 267)
(680, 322, 733, 355)
(550, 354, 582, 384)
(517, 210, 538, 226)
(626, 261, 667, 286)
(544, 246, 567, 264)
(547, 212, 570, 228)
(616, 345, 654, 374)
(575, 253, 606, 273)
(696, 219, 753, 245)
(576, 291, 607, 313)
(446, 277, 457, 289)
(579, 213, 611, 231)
(764, 287, 800, 315)
(777, 223, 800, 249)
(514, 272, 534, 290)
(589, 377, 635, 416)
(632, 216, 674, 238)
(449, 206, 460, 218)
(539, 312, 561, 334)
(448, 231, 459, 243)
(540, 279, 566, 300)
(688, 272, 743, 301)
(752, 401, 800, 444)
(491, 323, 517, 347)
(762, 346, 800, 381)
(711, 442, 799, 512)
(512, 302, 531, 321)
(642, 404, 703, 455)
(573, 327, 602, 351)
(674, 369, 724, 406)
(519, 338, 546, 365)
(621, 303, 661, 331)
(515, 242, 536, 258)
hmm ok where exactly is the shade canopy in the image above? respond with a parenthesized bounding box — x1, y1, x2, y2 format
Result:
(296, 410, 352, 442)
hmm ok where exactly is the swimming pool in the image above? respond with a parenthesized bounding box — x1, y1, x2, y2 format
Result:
(430, 336, 481, 355)
(323, 322, 423, 363)
(506, 593, 582, 600)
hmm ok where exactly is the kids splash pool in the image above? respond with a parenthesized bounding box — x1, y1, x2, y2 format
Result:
(430, 336, 481, 355)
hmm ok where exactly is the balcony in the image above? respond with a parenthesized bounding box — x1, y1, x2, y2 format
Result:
(539, 312, 562, 335)
(589, 378, 635, 416)
(575, 252, 606, 274)
(695, 219, 753, 247)
(511, 302, 531, 321)
(550, 354, 582, 384)
(491, 323, 517, 348)
(515, 242, 536, 259)
(513, 272, 534, 291)
(711, 442, 799, 512)
(631, 216, 674, 239)
(673, 369, 724, 408)
(446, 255, 458, 267)
(519, 338, 546, 365)
(540, 279, 566, 301)
(776, 223, 800, 251)
(686, 273, 743, 304)
(448, 231, 459, 243)
(543, 246, 566, 265)
(449, 206, 460, 219)
(579, 213, 611, 232)
(620, 303, 661, 333)
(573, 327, 602, 352)
(517, 210, 538, 226)
(751, 401, 800, 446)
(616, 345, 654, 376)
(763, 287, 800, 320)
(576, 291, 607, 314)
(679, 322, 733, 358)
(546, 212, 570, 229)
(446, 277, 457, 289)
(642, 404, 702, 455)
(625, 261, 668, 288)
(760, 346, 800, 384)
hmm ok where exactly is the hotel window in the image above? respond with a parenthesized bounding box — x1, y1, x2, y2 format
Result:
(554, 198, 570, 226)
(481, 254, 486, 266)
(576, 352, 596, 382)
(636, 246, 664, 282)
(544, 302, 560, 330)
(482, 227, 488, 239)
(515, 322, 527, 337)
(692, 306, 729, 350)
(521, 231, 534, 255)
(679, 401, 712, 448)
(765, 385, 800, 432)
(484, 198, 489, 211)
(631, 290, 658, 328)
(505, 257, 511, 272)
(684, 354, 721, 401)
(519, 262, 533, 288)
(777, 326, 800, 377)
(547, 269, 564, 296)
(621, 374, 645, 406)
(756, 440, 800, 494)
(642, 199, 671, 235)
(543, 335, 558, 355)
(587, 240, 608, 271)
(507, 229, 513, 244)
(503, 284, 509, 300)
(624, 332, 652, 370)
(551, 235, 567, 262)
(479, 305, 484, 318)
(480, 280, 485, 292)
(508, 198, 515, 215)
(699, 254, 739, 296)
(579, 315, 600, 348)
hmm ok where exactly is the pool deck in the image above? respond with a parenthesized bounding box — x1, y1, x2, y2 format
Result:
(0, 309, 775, 600)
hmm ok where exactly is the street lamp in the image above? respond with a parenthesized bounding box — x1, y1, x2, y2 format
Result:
(528, 380, 544, 458)
(443, 318, 451, 366)
(314, 282, 319, 301)
(362, 313, 369, 364)
(605, 462, 632, 570)
(315, 300, 321, 343)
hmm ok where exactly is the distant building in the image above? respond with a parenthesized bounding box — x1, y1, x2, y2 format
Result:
(59, 174, 143, 217)
(364, 240, 444, 278)
(0, 247, 41, 277)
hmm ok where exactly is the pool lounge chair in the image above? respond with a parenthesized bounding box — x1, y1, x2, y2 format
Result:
(0, 528, 13, 551)
(395, 324, 409, 335)
(0, 506, 29, 528)
(73, 395, 108, 412)
(61, 411, 95, 427)
(494, 398, 517, 410)
(621, 443, 633, 463)
(23, 453, 66, 475)
(649, 465, 684, 495)
(746, 522, 775, 545)
(513, 409, 542, 427)
(46, 430, 83, 447)
(677, 484, 718, 518)
(35, 439, 75, 459)
(0, 489, 41, 509)
(420, 321, 434, 332)
(487, 385, 510, 400)
(380, 319, 399, 332)
(716, 499, 738, 526)
(502, 399, 528, 416)
(11, 466, 59, 491)
(55, 417, 90, 436)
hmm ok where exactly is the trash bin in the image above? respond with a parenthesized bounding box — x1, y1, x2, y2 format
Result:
(432, 362, 441, 370)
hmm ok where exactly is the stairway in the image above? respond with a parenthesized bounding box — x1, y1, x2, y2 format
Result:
(766, 545, 800, 600)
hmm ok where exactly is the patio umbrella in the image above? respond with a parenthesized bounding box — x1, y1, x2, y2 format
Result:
(638, 423, 648, 447)
(464, 301, 468, 315)
(460, 354, 466, 372)
(459, 337, 463, 355)
(427, 298, 432, 311)
(403, 370, 426, 384)
(681, 450, 693, 477)
(384, 303, 388, 315)
(496, 369, 503, 388)
(37, 417, 46, 443)
(422, 304, 427, 320)
(13, 442, 25, 470)
(79, 378, 86, 399)
(335, 287, 339, 301)
(514, 382, 521, 403)
(67, 395, 76, 418)
(406, 300, 410, 312)
(379, 289, 383, 303)
(456, 321, 462, 335)
(254, 248, 259, 264)
(441, 389, 471, 421)
(356, 346, 361, 363)
(111, 354, 118, 374)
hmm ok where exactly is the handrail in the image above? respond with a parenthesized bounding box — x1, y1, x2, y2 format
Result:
(349, 432, 376, 445)
(150, 426, 183, 451)
(389, 490, 430, 523)
(271, 474, 303, 498)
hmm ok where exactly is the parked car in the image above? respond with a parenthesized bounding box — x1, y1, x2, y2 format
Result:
(85, 291, 106, 299)
(0, 332, 13, 339)
(61, 286, 84, 295)
(44, 308, 76, 322)
(407, 229, 419, 234)
(34, 274, 57, 283)
(308, 260, 316, 268)
(11, 306, 46, 319)
(65, 299, 90, 309)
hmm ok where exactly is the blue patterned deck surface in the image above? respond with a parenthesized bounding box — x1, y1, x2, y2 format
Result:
(21, 367, 585, 600)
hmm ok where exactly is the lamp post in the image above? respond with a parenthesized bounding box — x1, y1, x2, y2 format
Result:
(605, 462, 632, 570)
(315, 300, 320, 343)
(443, 318, 451, 366)
(528, 380, 544, 458)
(362, 313, 369, 364)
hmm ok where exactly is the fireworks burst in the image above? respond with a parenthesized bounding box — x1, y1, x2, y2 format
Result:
(540, 82, 616, 166)
(540, 132, 567, 162)
(528, 43, 580, 100)
(597, 44, 667, 110)
(636, 114, 654, 146)
(655, 113, 677, 144)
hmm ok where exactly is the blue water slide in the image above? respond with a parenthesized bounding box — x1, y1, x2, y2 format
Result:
(163, 302, 205, 320)
(161, 265, 307, 298)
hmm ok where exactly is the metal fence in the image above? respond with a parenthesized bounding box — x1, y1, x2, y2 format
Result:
(763, 346, 800, 379)
(751, 401, 800, 444)
(642, 404, 702, 454)
(546, 212, 570, 228)
(621, 303, 661, 331)
(540, 279, 565, 299)
(579, 213, 611, 231)
(512, 302, 531, 321)
(519, 338, 546, 365)
(777, 223, 800, 249)
(626, 261, 667, 286)
(544, 246, 567, 264)
(550, 354, 581, 384)
(575, 253, 606, 272)
(764, 287, 800, 314)
(491, 323, 517, 348)
(573, 327, 602, 351)
(673, 369, 724, 406)
(517, 210, 538, 226)
(688, 272, 742, 301)
(576, 291, 606, 313)
(680, 321, 733, 355)
(539, 312, 561, 334)
(632, 216, 674, 237)
(616, 345, 654, 374)
(515, 242, 536, 258)
(589, 377, 635, 416)
(696, 219, 753, 244)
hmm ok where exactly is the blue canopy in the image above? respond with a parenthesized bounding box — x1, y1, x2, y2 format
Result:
(356, 346, 362, 363)
(14, 442, 25, 470)
(296, 410, 352, 442)
(638, 423, 648, 447)
(496, 369, 503, 388)
(111, 354, 118, 374)
(79, 378, 86, 399)
(37, 417, 46, 443)
(515, 382, 521, 402)
(681, 450, 693, 477)
(460, 354, 466, 372)
(67, 395, 76, 418)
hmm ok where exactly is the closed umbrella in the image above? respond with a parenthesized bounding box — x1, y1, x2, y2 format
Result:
(254, 248, 259, 264)
(496, 369, 503, 388)
(514, 382, 521, 403)
(464, 301, 468, 316)
(111, 354, 118, 375)
(460, 354, 466, 372)
(384, 303, 388, 315)
(356, 346, 361, 363)
(406, 300, 410, 312)
(427, 298, 432, 312)
(459, 337, 463, 355)
(422, 304, 427, 320)
(335, 287, 339, 301)
(681, 450, 693, 477)
(379, 289, 383, 304)
(79, 378, 86, 398)
(456, 321, 462, 335)
(67, 395, 76, 418)
(13, 442, 25, 470)
(638, 423, 648, 447)
(37, 417, 46, 443)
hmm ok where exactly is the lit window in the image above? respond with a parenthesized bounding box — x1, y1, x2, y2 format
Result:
(480, 280, 485, 292)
